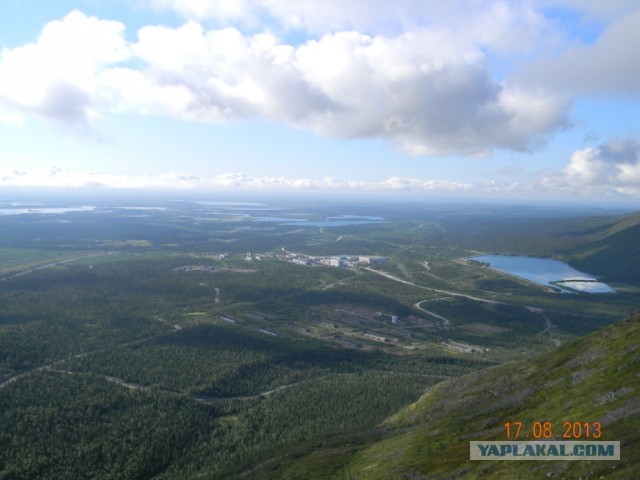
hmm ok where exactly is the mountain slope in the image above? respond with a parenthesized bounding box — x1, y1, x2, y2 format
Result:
(567, 212, 640, 285)
(251, 310, 640, 479)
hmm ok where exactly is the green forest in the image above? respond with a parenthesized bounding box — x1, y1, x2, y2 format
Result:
(1, 199, 638, 478)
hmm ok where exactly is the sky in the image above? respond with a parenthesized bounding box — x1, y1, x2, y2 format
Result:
(0, 0, 639, 203)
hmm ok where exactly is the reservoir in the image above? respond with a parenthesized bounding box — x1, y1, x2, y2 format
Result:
(469, 255, 615, 293)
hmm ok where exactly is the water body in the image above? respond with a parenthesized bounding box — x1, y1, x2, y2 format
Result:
(470, 255, 615, 293)
(253, 216, 307, 223)
(0, 206, 97, 216)
(281, 215, 386, 227)
(194, 201, 268, 207)
(210, 212, 385, 226)
(115, 207, 169, 211)
(327, 215, 384, 221)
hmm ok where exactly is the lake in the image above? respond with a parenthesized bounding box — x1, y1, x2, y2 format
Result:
(0, 206, 97, 216)
(280, 215, 386, 227)
(469, 255, 615, 293)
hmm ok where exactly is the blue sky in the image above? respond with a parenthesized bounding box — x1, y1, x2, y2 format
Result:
(0, 0, 639, 202)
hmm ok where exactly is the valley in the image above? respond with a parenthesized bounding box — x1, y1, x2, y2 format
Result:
(0, 196, 638, 479)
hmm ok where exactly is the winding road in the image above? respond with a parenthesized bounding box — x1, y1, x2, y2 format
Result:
(364, 267, 501, 304)
(367, 266, 562, 347)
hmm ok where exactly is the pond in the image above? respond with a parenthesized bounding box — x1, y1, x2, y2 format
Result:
(469, 254, 615, 293)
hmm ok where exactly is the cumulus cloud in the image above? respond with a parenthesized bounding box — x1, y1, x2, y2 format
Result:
(149, 0, 554, 54)
(0, 10, 571, 156)
(148, 0, 637, 97)
(563, 139, 640, 194)
(114, 23, 569, 155)
(0, 11, 130, 127)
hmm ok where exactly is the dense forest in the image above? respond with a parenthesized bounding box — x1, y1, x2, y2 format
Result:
(1, 199, 638, 478)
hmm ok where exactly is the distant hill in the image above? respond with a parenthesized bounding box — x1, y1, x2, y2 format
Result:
(250, 310, 640, 479)
(567, 212, 640, 285)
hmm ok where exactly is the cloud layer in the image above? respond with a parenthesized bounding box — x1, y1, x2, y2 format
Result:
(3, 139, 639, 198)
(0, 7, 573, 155)
(0, 2, 637, 162)
(0, 165, 473, 193)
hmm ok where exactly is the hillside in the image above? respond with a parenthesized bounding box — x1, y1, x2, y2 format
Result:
(251, 310, 640, 479)
(567, 212, 640, 285)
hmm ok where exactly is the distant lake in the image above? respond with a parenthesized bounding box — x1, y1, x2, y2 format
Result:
(253, 216, 307, 223)
(246, 214, 386, 227)
(280, 215, 386, 227)
(0, 206, 97, 216)
(469, 255, 615, 293)
(194, 201, 268, 207)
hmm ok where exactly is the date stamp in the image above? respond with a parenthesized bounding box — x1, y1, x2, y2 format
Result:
(470, 420, 620, 460)
(504, 421, 602, 440)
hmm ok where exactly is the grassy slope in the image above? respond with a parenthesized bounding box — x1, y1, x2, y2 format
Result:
(253, 310, 640, 479)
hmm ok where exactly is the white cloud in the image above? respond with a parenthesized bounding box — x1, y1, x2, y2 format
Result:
(148, 0, 554, 54)
(0, 166, 474, 193)
(0, 10, 129, 127)
(98, 68, 201, 118)
(0, 10, 569, 155)
(147, 0, 640, 98)
(9, 3, 633, 157)
(149, 0, 254, 22)
(563, 140, 640, 194)
(565, 148, 609, 185)
(3, 139, 640, 199)
(109, 23, 568, 155)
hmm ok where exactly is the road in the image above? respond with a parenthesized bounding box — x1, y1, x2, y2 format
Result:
(0, 252, 119, 282)
(413, 300, 453, 324)
(369, 267, 562, 347)
(537, 311, 562, 347)
(0, 326, 179, 391)
(0, 349, 101, 390)
(364, 267, 502, 304)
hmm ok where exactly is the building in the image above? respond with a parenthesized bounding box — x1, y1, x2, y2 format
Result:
(359, 256, 389, 265)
